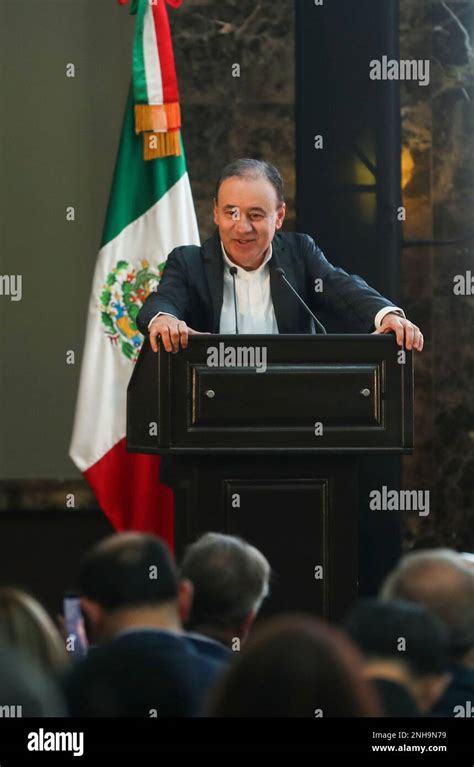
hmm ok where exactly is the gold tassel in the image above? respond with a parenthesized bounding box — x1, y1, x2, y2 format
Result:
(143, 130, 181, 160)
(134, 102, 181, 134)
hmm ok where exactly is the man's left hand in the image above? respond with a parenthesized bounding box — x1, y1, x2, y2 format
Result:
(372, 313, 424, 351)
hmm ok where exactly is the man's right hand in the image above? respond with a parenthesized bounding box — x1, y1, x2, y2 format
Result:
(148, 315, 209, 353)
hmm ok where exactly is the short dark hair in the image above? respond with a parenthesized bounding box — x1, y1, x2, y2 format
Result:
(79, 533, 178, 611)
(345, 598, 449, 677)
(180, 532, 270, 631)
(215, 159, 285, 207)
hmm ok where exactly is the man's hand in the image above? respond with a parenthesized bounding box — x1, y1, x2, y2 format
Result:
(148, 315, 210, 353)
(372, 313, 424, 351)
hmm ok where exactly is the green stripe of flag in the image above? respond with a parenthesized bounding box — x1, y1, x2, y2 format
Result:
(132, 0, 149, 104)
(101, 85, 187, 248)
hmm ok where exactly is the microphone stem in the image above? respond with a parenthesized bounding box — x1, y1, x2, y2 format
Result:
(231, 271, 239, 334)
(279, 273, 327, 334)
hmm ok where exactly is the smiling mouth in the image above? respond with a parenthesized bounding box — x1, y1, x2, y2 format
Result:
(234, 239, 255, 245)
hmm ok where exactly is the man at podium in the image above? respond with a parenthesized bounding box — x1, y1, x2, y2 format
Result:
(137, 159, 423, 354)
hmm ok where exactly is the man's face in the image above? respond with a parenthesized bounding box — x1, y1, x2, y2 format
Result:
(213, 175, 286, 270)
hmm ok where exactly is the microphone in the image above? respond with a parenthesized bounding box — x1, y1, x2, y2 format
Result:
(229, 266, 239, 334)
(275, 267, 327, 334)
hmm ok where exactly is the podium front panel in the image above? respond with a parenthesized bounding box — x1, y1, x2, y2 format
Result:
(127, 334, 413, 453)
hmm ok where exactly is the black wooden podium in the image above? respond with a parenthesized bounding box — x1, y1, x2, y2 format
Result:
(127, 335, 413, 620)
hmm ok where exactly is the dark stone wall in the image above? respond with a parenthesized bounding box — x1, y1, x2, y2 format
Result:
(170, 0, 296, 239)
(400, 0, 474, 550)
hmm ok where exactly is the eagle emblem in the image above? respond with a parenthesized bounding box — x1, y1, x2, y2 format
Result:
(100, 259, 165, 360)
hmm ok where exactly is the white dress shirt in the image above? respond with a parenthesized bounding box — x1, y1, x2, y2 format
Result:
(219, 242, 279, 333)
(147, 240, 403, 331)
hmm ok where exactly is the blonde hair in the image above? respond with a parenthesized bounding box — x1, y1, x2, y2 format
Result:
(0, 587, 69, 678)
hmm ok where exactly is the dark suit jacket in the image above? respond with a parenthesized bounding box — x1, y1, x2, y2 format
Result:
(137, 229, 397, 336)
(63, 629, 224, 717)
(186, 632, 234, 664)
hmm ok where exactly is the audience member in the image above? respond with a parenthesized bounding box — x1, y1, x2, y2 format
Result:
(0, 645, 66, 717)
(380, 548, 474, 717)
(180, 532, 270, 660)
(345, 599, 450, 716)
(0, 587, 69, 681)
(64, 533, 225, 717)
(206, 614, 381, 717)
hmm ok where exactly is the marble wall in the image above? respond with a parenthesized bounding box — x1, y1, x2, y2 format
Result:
(400, 0, 474, 550)
(169, 0, 296, 238)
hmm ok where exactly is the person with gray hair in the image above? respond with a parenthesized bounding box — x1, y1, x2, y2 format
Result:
(137, 157, 422, 489)
(380, 548, 474, 716)
(179, 532, 270, 659)
(138, 157, 423, 354)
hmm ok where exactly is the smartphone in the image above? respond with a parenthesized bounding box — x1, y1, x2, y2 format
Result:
(63, 592, 89, 660)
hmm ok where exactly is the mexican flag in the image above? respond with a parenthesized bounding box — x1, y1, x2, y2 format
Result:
(69, 0, 198, 544)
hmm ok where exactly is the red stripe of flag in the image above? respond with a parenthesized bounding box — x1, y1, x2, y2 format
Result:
(84, 437, 174, 547)
(152, 0, 180, 103)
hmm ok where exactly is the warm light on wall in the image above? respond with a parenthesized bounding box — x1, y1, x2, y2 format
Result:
(401, 146, 415, 190)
